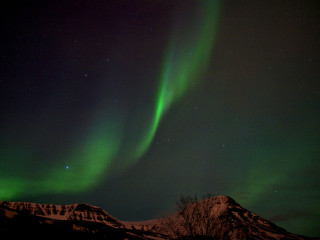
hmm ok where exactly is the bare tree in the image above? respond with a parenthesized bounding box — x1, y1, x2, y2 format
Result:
(160, 216, 182, 239)
(160, 194, 216, 239)
(176, 194, 216, 238)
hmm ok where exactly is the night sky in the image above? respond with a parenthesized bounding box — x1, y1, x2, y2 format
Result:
(1, 0, 319, 237)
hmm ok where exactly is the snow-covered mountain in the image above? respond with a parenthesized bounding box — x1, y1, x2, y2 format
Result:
(0, 201, 121, 227)
(0, 196, 317, 240)
(126, 196, 313, 239)
(0, 201, 167, 239)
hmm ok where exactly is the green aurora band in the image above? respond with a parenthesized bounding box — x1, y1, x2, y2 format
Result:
(0, 0, 221, 199)
(0, 117, 123, 198)
(133, 0, 221, 159)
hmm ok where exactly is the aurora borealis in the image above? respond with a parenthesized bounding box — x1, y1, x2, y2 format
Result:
(1, 0, 319, 237)
(133, 0, 220, 160)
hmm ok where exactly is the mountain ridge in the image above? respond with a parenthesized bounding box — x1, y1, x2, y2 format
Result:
(0, 201, 122, 227)
(0, 196, 317, 240)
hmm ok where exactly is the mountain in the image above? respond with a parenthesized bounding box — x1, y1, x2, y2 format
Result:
(0, 196, 317, 240)
(0, 201, 121, 226)
(126, 196, 315, 240)
(0, 201, 167, 240)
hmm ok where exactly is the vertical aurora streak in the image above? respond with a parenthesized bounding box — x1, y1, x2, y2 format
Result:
(134, 1, 221, 159)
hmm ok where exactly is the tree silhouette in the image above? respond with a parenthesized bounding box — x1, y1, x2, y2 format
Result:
(161, 194, 216, 239)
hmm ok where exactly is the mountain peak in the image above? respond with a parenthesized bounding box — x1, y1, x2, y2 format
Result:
(205, 195, 237, 204)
